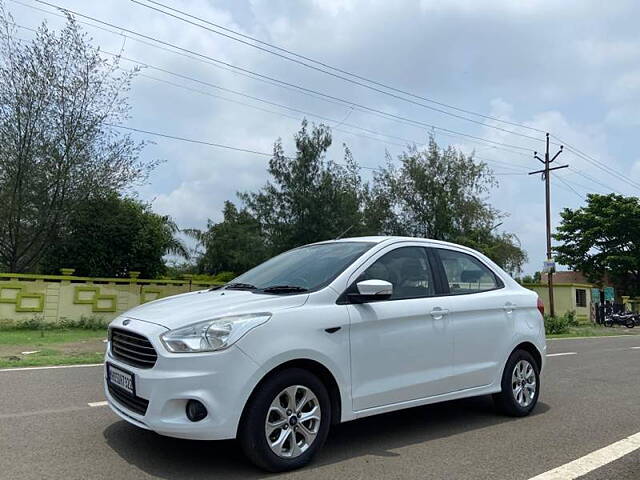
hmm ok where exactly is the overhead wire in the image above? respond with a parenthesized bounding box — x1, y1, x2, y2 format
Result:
(26, 0, 541, 154)
(128, 0, 550, 144)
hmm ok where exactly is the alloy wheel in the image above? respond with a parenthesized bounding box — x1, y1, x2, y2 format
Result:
(511, 359, 536, 408)
(265, 385, 322, 458)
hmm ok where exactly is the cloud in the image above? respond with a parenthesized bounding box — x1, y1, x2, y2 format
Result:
(8, 0, 640, 274)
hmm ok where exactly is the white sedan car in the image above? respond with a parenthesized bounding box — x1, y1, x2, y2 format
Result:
(105, 236, 546, 471)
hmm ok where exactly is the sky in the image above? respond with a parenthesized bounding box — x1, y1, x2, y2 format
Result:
(7, 0, 640, 274)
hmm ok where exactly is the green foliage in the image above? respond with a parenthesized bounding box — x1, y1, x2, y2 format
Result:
(365, 138, 527, 275)
(555, 194, 640, 295)
(213, 271, 236, 283)
(240, 120, 368, 254)
(0, 9, 154, 272)
(188, 123, 526, 276)
(544, 313, 571, 335)
(0, 315, 108, 331)
(543, 311, 578, 335)
(185, 201, 268, 276)
(39, 193, 187, 278)
(519, 272, 542, 284)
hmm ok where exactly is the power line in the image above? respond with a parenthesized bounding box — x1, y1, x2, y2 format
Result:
(28, 0, 540, 154)
(12, 24, 539, 176)
(128, 0, 549, 144)
(11, 2, 536, 159)
(108, 123, 530, 178)
(566, 167, 621, 195)
(18, 0, 634, 191)
(106, 123, 275, 157)
(554, 176, 585, 200)
(8, 5, 539, 177)
(550, 133, 640, 192)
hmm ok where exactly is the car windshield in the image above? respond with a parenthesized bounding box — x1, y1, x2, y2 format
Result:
(230, 241, 375, 293)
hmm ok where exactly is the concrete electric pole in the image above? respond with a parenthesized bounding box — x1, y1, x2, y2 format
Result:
(529, 133, 567, 318)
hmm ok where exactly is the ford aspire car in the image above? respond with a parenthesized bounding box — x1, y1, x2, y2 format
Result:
(104, 236, 546, 471)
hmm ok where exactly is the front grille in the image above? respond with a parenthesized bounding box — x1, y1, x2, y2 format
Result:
(108, 383, 149, 416)
(110, 328, 157, 369)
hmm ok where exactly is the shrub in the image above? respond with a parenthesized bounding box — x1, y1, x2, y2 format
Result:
(544, 312, 573, 335)
(58, 316, 109, 330)
(213, 271, 236, 283)
(0, 315, 108, 331)
(565, 310, 579, 327)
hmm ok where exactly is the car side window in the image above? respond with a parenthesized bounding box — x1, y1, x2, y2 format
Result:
(357, 247, 435, 300)
(435, 248, 500, 294)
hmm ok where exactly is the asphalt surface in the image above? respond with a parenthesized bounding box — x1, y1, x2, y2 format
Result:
(1, 335, 639, 479)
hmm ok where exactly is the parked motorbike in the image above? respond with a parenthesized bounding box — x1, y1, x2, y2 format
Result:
(604, 312, 638, 328)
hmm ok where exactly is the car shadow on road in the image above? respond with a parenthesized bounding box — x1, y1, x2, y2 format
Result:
(103, 396, 550, 478)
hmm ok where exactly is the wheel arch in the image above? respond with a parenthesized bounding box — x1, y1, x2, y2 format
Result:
(240, 358, 343, 427)
(512, 341, 543, 372)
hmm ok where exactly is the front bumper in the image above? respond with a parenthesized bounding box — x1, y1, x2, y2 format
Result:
(104, 318, 260, 440)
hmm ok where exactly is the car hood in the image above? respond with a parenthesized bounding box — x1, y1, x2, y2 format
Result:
(123, 289, 309, 330)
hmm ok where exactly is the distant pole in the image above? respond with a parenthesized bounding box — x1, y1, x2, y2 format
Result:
(529, 133, 567, 317)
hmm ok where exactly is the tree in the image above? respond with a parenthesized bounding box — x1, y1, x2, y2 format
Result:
(0, 8, 154, 272)
(185, 201, 267, 276)
(555, 193, 640, 295)
(40, 194, 187, 278)
(368, 138, 527, 274)
(240, 120, 367, 254)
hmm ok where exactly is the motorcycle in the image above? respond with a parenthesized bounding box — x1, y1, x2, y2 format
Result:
(603, 312, 638, 328)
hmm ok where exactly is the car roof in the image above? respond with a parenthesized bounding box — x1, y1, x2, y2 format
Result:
(314, 236, 466, 249)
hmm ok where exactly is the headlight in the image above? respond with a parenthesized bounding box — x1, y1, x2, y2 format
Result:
(160, 313, 271, 353)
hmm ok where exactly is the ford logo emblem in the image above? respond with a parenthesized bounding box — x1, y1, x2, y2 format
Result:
(123, 319, 131, 326)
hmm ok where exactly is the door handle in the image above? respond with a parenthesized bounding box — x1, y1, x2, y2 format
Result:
(503, 303, 516, 314)
(430, 307, 449, 320)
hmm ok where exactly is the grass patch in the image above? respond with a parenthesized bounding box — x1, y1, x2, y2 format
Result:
(0, 327, 107, 369)
(0, 328, 106, 346)
(547, 325, 639, 338)
(0, 349, 104, 368)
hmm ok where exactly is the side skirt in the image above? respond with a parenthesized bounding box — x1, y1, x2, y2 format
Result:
(350, 383, 501, 420)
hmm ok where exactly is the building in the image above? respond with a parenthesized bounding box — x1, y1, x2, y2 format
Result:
(523, 271, 615, 323)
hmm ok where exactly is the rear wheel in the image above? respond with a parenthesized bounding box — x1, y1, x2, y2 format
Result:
(493, 349, 540, 417)
(626, 318, 635, 328)
(238, 368, 331, 472)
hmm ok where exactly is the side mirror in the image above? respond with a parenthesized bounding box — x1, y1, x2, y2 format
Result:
(348, 279, 393, 303)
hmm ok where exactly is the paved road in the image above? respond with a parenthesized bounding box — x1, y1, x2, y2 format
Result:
(1, 335, 639, 479)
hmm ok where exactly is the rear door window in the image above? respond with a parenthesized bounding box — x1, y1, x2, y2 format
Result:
(434, 248, 502, 295)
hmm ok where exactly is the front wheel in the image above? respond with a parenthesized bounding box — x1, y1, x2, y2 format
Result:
(493, 349, 540, 417)
(238, 368, 331, 472)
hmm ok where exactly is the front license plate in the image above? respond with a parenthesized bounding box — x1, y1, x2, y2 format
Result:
(107, 364, 135, 395)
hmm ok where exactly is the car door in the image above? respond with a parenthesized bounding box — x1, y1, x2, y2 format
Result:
(347, 244, 454, 412)
(431, 247, 515, 390)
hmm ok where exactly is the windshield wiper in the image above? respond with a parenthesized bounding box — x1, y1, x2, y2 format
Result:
(225, 282, 257, 290)
(261, 285, 309, 293)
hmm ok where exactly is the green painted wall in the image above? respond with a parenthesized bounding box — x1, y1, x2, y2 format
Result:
(0, 273, 222, 324)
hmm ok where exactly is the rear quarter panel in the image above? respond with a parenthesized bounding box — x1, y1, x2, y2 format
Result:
(505, 287, 547, 376)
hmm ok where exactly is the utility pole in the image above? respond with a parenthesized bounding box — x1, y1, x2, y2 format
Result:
(529, 133, 567, 318)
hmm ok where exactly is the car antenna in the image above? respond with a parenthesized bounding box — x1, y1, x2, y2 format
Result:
(335, 225, 354, 240)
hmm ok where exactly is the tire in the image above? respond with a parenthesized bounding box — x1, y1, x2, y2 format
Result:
(604, 319, 613, 328)
(238, 368, 331, 472)
(493, 349, 540, 417)
(625, 318, 635, 328)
